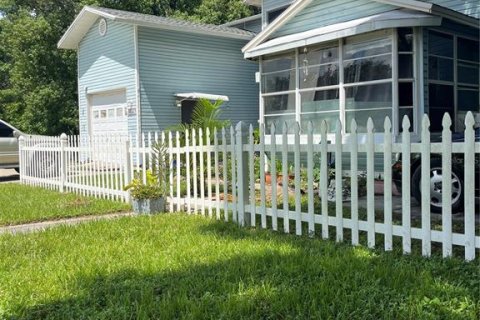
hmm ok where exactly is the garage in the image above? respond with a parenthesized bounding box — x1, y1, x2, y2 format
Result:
(89, 90, 128, 136)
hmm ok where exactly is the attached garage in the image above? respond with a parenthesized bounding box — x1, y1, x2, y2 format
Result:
(89, 90, 129, 136)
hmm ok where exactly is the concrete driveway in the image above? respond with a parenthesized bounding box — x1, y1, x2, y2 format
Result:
(0, 169, 19, 183)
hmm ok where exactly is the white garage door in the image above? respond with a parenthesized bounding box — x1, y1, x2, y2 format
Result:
(90, 90, 128, 137)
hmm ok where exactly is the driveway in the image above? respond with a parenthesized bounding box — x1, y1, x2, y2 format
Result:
(0, 169, 19, 183)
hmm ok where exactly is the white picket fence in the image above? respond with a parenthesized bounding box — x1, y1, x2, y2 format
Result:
(19, 112, 479, 261)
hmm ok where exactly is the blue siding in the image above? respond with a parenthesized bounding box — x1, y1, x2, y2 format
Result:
(78, 19, 136, 136)
(263, 0, 293, 12)
(137, 27, 259, 132)
(272, 0, 397, 38)
(427, 0, 480, 19)
(243, 18, 263, 33)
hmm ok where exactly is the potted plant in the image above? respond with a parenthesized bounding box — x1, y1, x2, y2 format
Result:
(124, 141, 170, 214)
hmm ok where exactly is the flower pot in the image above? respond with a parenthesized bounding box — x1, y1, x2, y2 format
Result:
(132, 197, 166, 214)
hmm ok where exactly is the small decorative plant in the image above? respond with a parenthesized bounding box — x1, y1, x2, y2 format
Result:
(124, 140, 170, 214)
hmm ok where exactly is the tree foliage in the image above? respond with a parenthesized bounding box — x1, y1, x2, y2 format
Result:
(0, 0, 255, 134)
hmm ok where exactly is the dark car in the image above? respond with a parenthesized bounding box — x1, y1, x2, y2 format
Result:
(392, 127, 480, 214)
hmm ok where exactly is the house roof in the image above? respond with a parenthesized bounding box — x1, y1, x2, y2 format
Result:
(245, 9, 442, 58)
(221, 14, 262, 27)
(58, 6, 256, 50)
(242, 0, 479, 56)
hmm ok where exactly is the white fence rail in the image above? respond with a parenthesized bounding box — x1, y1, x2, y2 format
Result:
(19, 113, 480, 261)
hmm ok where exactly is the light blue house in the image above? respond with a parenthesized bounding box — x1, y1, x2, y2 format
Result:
(243, 0, 479, 137)
(58, 6, 260, 137)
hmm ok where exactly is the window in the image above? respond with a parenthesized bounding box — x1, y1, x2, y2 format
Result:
(260, 29, 416, 135)
(261, 53, 296, 132)
(428, 30, 479, 132)
(299, 44, 340, 133)
(398, 28, 415, 131)
(0, 122, 14, 138)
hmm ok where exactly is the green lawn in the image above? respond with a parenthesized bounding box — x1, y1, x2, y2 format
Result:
(0, 214, 478, 319)
(0, 184, 131, 226)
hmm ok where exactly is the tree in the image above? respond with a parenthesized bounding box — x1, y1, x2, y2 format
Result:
(0, 0, 255, 135)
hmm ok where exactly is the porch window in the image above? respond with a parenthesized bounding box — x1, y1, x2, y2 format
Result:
(260, 29, 417, 135)
(428, 30, 479, 132)
(261, 53, 296, 133)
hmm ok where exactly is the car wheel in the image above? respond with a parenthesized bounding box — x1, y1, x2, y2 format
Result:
(412, 158, 464, 214)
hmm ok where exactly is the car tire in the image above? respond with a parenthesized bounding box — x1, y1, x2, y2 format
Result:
(412, 158, 464, 214)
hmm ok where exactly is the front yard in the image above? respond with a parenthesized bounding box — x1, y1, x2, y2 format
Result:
(1, 213, 478, 319)
(0, 184, 131, 226)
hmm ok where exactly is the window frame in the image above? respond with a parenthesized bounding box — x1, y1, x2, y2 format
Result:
(260, 28, 420, 136)
(427, 29, 480, 132)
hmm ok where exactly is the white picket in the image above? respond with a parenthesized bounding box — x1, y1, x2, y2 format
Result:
(307, 122, 314, 237)
(249, 124, 256, 227)
(401, 116, 412, 254)
(420, 115, 431, 257)
(282, 122, 289, 234)
(206, 128, 213, 218)
(192, 129, 198, 214)
(259, 123, 266, 228)
(222, 128, 228, 221)
(214, 128, 220, 219)
(230, 126, 237, 222)
(335, 119, 343, 242)
(350, 119, 359, 245)
(185, 130, 191, 214)
(168, 131, 174, 213)
(270, 123, 278, 232)
(366, 118, 375, 248)
(320, 120, 329, 240)
(464, 112, 476, 261)
(384, 117, 393, 251)
(199, 128, 205, 216)
(176, 131, 181, 211)
(441, 114, 452, 258)
(294, 122, 302, 236)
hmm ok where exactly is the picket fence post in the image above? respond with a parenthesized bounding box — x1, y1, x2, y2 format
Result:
(124, 139, 132, 203)
(18, 135, 25, 184)
(60, 133, 68, 193)
(235, 122, 250, 227)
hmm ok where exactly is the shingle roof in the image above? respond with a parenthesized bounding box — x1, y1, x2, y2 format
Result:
(58, 6, 256, 49)
(91, 6, 256, 39)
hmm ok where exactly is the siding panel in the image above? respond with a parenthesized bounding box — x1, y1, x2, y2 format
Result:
(78, 20, 136, 137)
(138, 27, 259, 132)
(272, 0, 397, 38)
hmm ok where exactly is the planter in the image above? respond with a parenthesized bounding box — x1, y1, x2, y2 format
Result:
(265, 173, 294, 186)
(132, 197, 166, 214)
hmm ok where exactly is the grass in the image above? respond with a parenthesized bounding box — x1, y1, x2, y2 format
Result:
(0, 184, 131, 226)
(0, 214, 478, 319)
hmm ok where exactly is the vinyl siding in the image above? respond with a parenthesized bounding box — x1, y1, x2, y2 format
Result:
(427, 0, 480, 19)
(272, 0, 397, 38)
(138, 27, 259, 132)
(78, 19, 136, 137)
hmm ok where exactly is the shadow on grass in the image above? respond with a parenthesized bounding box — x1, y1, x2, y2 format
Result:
(15, 219, 480, 320)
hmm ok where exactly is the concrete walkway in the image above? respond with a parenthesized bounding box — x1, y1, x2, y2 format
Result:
(0, 212, 134, 235)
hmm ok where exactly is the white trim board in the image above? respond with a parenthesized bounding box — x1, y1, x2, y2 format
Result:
(245, 9, 442, 58)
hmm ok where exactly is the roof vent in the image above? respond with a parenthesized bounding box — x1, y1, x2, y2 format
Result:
(98, 18, 107, 36)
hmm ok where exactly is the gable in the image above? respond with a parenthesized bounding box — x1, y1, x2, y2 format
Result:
(272, 0, 399, 39)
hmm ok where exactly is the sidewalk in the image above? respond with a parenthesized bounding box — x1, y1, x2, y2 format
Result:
(0, 212, 134, 235)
